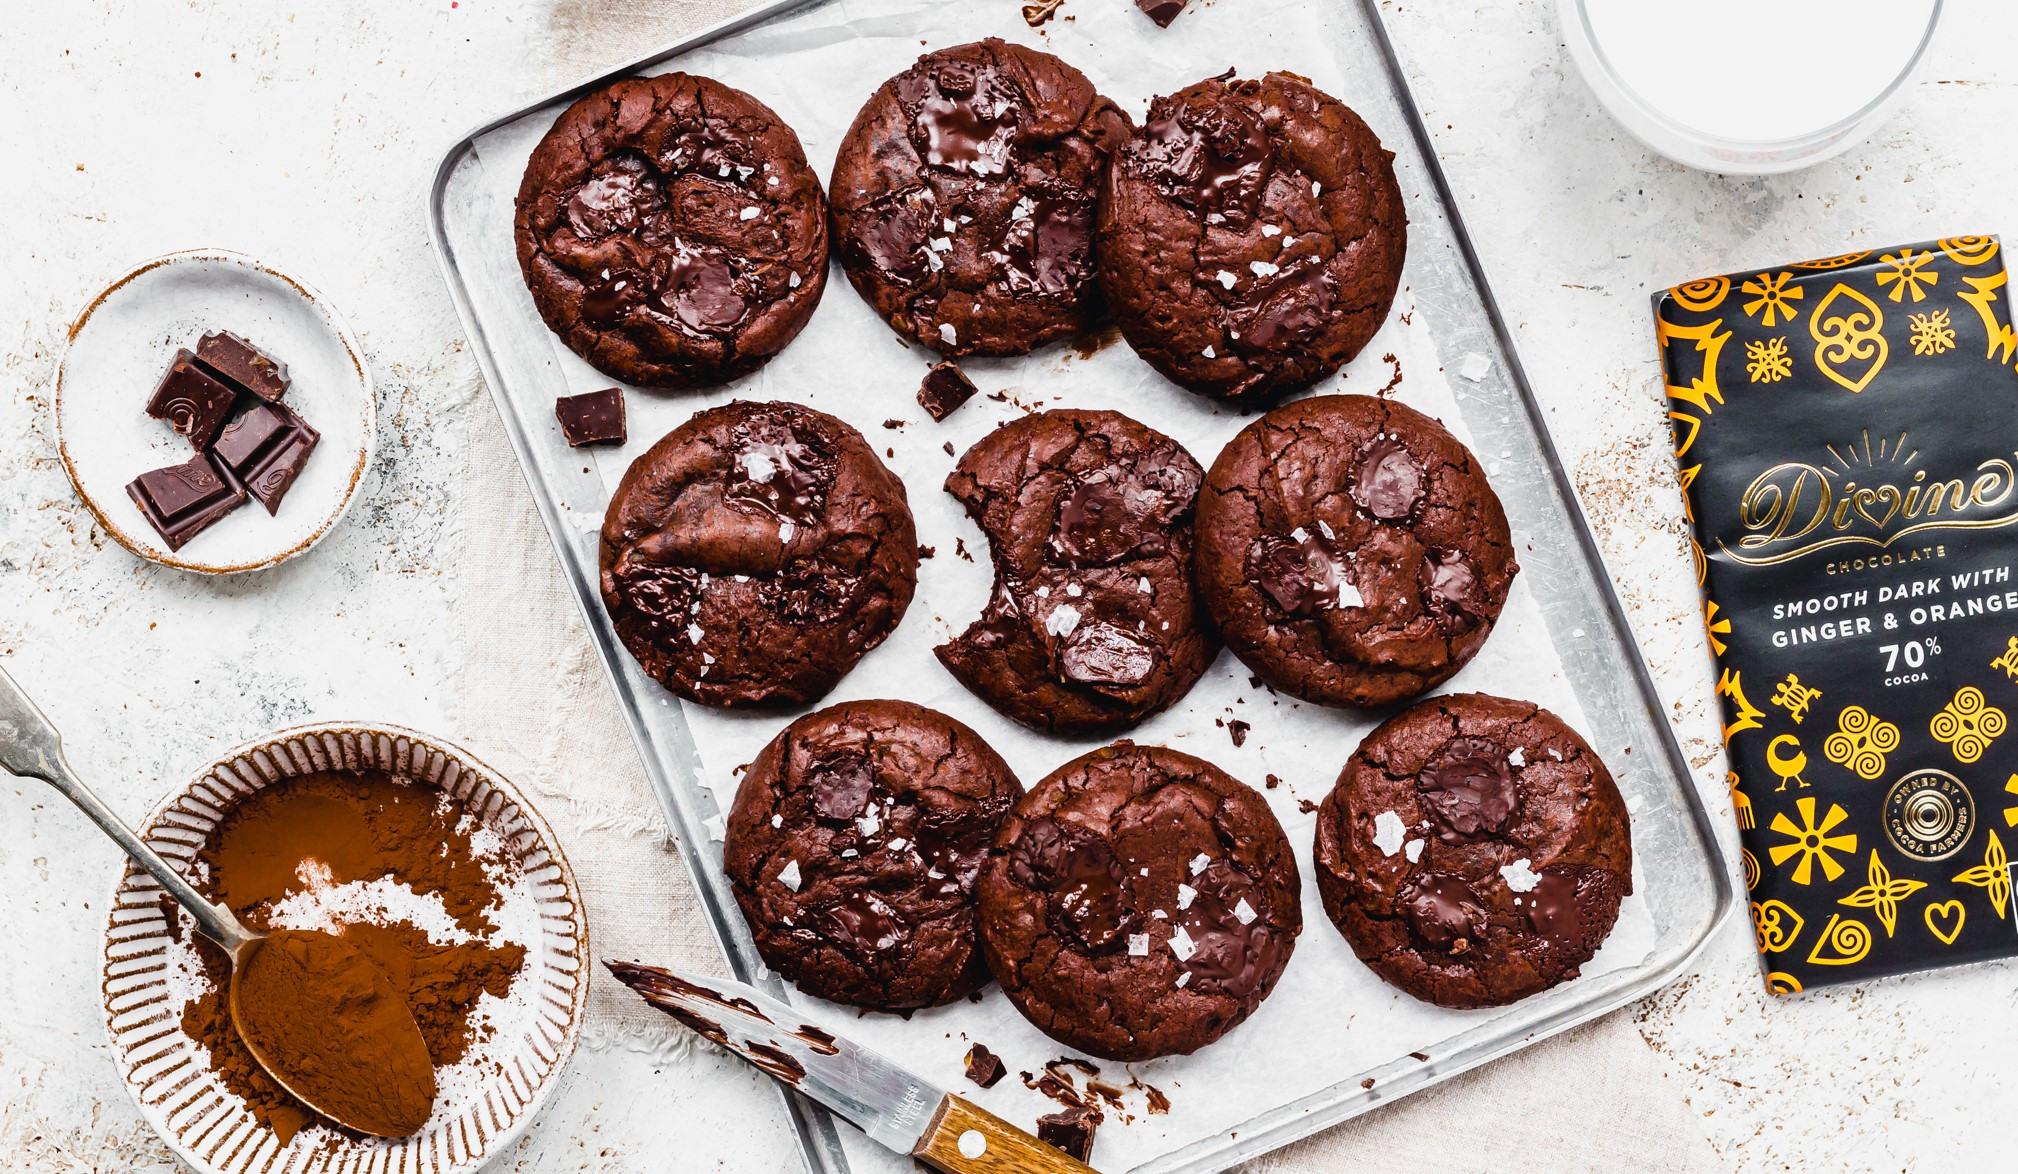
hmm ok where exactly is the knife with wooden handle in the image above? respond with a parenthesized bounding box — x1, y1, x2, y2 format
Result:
(607, 960, 1098, 1173)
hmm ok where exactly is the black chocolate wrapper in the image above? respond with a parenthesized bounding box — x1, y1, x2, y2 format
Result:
(1656, 236, 2018, 993)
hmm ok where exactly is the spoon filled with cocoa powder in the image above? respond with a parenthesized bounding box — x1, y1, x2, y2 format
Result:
(0, 667, 437, 1138)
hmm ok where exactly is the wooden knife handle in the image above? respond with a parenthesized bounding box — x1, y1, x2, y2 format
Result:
(911, 1094, 1099, 1173)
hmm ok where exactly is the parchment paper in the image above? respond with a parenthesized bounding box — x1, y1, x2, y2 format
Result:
(468, 0, 1656, 1168)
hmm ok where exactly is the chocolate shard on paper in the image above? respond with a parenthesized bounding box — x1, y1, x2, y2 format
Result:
(1036, 1106, 1096, 1163)
(146, 349, 239, 449)
(917, 361, 977, 422)
(963, 1043, 1006, 1089)
(125, 453, 246, 551)
(1654, 235, 2018, 994)
(194, 330, 290, 402)
(1136, 0, 1188, 27)
(555, 387, 627, 447)
(210, 401, 320, 515)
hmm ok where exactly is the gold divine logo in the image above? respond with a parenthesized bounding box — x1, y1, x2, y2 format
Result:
(1725, 430, 2018, 565)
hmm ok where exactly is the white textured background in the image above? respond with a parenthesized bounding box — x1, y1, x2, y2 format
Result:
(2, 1, 2015, 1170)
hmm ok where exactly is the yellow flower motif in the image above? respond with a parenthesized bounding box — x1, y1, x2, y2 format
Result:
(1838, 851, 1926, 937)
(1908, 308, 1956, 356)
(1769, 796, 1858, 885)
(1822, 704, 1900, 780)
(1745, 336, 1794, 383)
(1952, 830, 2011, 918)
(1704, 599, 1731, 655)
(2005, 774, 2018, 830)
(1930, 686, 2006, 765)
(1740, 271, 1805, 326)
(1875, 247, 1939, 303)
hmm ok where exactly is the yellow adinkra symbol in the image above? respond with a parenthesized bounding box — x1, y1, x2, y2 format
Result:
(1728, 770, 1755, 830)
(1805, 913, 1873, 966)
(1991, 636, 2018, 683)
(1908, 309, 1956, 357)
(1809, 283, 1888, 394)
(1717, 669, 1765, 745)
(1769, 796, 1857, 885)
(1931, 686, 2007, 765)
(1771, 673, 1822, 724)
(1751, 900, 1805, 953)
(1822, 705, 1900, 780)
(1766, 735, 1810, 793)
(1741, 272, 1805, 326)
(1838, 851, 1926, 937)
(1952, 830, 2012, 919)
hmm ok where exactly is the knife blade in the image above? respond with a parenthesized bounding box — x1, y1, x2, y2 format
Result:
(607, 960, 1099, 1173)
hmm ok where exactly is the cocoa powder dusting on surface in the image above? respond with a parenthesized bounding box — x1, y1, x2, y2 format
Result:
(178, 771, 526, 1143)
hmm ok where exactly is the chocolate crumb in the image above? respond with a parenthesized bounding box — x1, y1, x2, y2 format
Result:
(943, 441, 956, 457)
(1264, 773, 1281, 789)
(1297, 798, 1319, 814)
(955, 537, 972, 562)
(883, 418, 906, 430)
(917, 544, 936, 560)
(1360, 1077, 1375, 1089)
(1023, 0, 1066, 28)
(1227, 718, 1250, 747)
(1409, 1051, 1430, 1061)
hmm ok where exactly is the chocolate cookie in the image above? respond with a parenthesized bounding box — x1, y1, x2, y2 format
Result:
(1097, 72, 1405, 406)
(600, 401, 917, 707)
(937, 410, 1216, 735)
(1194, 394, 1515, 708)
(724, 700, 1019, 1010)
(829, 39, 1131, 356)
(1314, 693, 1631, 1007)
(515, 73, 828, 388)
(977, 743, 1299, 1060)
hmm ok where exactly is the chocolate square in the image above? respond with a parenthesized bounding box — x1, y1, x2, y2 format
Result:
(555, 387, 627, 447)
(125, 453, 246, 551)
(211, 401, 320, 515)
(146, 349, 239, 448)
(963, 1043, 1006, 1089)
(917, 361, 977, 421)
(1036, 1107, 1096, 1163)
(194, 330, 289, 402)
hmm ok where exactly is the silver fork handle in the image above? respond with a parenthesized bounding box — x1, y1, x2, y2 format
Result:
(0, 665, 253, 954)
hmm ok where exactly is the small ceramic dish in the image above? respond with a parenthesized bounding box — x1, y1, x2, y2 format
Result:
(55, 249, 375, 573)
(99, 722, 590, 1174)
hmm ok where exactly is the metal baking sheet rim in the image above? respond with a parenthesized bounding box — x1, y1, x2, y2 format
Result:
(422, 1, 1739, 1170)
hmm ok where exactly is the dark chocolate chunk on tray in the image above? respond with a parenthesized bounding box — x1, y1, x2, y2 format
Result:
(125, 453, 246, 551)
(963, 1043, 1006, 1089)
(1036, 1106, 1097, 1162)
(555, 387, 627, 447)
(146, 349, 239, 449)
(211, 401, 320, 515)
(194, 330, 290, 402)
(1136, 0, 1189, 26)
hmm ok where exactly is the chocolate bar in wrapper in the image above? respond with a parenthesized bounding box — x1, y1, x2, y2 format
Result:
(1655, 237, 2018, 993)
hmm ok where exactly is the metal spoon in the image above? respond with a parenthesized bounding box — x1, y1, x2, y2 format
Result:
(0, 664, 436, 1138)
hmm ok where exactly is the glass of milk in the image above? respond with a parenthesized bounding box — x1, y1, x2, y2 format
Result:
(1560, 0, 1944, 174)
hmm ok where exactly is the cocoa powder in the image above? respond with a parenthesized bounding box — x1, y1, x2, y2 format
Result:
(177, 770, 526, 1142)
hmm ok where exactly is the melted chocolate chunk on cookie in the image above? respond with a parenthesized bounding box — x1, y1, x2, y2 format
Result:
(813, 890, 909, 960)
(1098, 73, 1406, 404)
(1010, 819, 1134, 952)
(1134, 101, 1272, 225)
(1401, 873, 1488, 953)
(725, 418, 835, 525)
(831, 40, 1130, 356)
(724, 700, 1018, 1010)
(1417, 737, 1517, 841)
(1351, 437, 1426, 521)
(1176, 861, 1289, 1000)
(600, 402, 914, 707)
(515, 74, 828, 388)
(808, 751, 876, 822)
(938, 410, 1215, 734)
(1314, 693, 1632, 1008)
(979, 744, 1300, 1060)
(1246, 525, 1355, 617)
(1422, 549, 1483, 627)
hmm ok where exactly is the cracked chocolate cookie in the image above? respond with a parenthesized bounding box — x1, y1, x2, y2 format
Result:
(829, 39, 1131, 356)
(1195, 394, 1516, 708)
(1096, 71, 1406, 406)
(724, 699, 1019, 1010)
(600, 400, 917, 707)
(515, 73, 828, 388)
(976, 743, 1300, 1060)
(937, 409, 1216, 735)
(1314, 693, 1631, 1007)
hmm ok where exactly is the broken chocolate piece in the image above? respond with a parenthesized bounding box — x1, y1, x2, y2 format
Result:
(194, 330, 289, 402)
(1135, 0, 1188, 27)
(210, 401, 320, 515)
(917, 362, 978, 422)
(146, 349, 238, 449)
(555, 387, 628, 447)
(1036, 1106, 1097, 1162)
(964, 1043, 1006, 1089)
(125, 453, 246, 551)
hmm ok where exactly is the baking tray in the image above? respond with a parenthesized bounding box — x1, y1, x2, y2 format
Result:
(426, 1, 1736, 1170)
